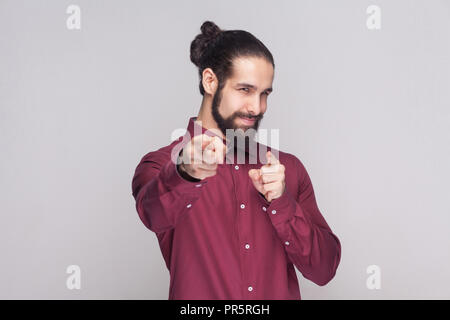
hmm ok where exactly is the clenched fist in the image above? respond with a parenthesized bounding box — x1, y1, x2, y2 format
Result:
(178, 133, 228, 180)
(248, 150, 286, 202)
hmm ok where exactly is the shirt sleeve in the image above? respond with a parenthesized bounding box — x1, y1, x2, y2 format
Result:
(258, 156, 341, 286)
(131, 150, 208, 234)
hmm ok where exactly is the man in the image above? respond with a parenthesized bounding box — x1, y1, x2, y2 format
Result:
(131, 21, 341, 300)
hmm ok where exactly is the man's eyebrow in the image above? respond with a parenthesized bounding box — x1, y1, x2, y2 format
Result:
(235, 82, 273, 92)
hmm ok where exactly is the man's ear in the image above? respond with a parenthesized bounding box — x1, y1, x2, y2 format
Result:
(202, 68, 218, 95)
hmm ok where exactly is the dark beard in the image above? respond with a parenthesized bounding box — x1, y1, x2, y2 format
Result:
(211, 83, 264, 138)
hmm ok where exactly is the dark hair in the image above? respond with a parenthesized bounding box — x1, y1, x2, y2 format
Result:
(190, 21, 275, 96)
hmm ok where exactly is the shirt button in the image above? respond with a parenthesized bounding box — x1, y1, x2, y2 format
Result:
(262, 206, 267, 212)
(271, 209, 277, 214)
(245, 243, 250, 249)
(285, 241, 290, 246)
(235, 165, 239, 170)
(248, 286, 253, 292)
(240, 203, 245, 209)
(195, 184, 202, 187)
(187, 204, 192, 208)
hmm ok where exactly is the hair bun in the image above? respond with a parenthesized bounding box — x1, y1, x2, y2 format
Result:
(190, 21, 223, 67)
(200, 21, 222, 40)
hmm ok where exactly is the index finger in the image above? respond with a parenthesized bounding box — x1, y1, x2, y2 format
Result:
(191, 134, 213, 151)
(266, 150, 280, 165)
(211, 136, 227, 164)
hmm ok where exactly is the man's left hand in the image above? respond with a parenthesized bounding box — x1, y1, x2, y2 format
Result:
(248, 150, 286, 202)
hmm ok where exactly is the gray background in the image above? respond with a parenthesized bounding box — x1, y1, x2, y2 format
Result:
(1, 0, 449, 299)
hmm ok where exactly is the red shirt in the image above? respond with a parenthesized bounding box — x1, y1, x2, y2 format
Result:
(131, 116, 341, 299)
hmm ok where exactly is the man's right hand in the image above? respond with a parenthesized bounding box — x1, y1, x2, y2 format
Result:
(178, 133, 228, 180)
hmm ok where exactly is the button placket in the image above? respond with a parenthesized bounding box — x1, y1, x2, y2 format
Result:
(231, 159, 254, 298)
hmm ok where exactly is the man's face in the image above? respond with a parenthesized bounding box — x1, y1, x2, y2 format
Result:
(211, 56, 274, 137)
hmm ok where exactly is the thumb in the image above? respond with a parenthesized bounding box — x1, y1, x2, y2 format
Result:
(248, 168, 261, 181)
(248, 168, 266, 195)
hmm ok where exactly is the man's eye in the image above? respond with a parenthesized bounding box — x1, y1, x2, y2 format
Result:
(240, 88, 249, 92)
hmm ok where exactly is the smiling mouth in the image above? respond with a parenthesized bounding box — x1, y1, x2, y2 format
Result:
(239, 116, 256, 125)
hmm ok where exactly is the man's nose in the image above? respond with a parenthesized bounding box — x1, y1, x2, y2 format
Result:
(246, 98, 262, 116)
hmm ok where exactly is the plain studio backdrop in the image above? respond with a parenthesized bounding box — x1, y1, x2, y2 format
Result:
(1, 0, 449, 299)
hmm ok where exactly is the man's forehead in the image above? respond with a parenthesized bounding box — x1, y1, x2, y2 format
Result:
(228, 56, 274, 88)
